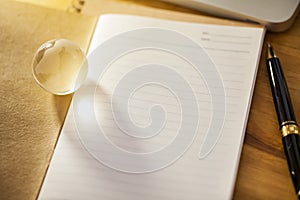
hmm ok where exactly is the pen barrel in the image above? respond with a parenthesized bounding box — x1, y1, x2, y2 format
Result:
(267, 57, 296, 125)
(282, 133, 300, 196)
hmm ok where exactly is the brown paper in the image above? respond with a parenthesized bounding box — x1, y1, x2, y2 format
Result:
(0, 1, 97, 199)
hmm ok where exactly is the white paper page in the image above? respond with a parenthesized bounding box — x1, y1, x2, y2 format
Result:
(39, 14, 265, 200)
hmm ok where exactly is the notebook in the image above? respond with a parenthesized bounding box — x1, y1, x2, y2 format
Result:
(38, 13, 265, 200)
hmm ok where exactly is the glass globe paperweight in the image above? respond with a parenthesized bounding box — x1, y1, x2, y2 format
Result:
(32, 39, 88, 95)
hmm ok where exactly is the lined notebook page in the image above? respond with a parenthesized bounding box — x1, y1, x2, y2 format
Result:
(39, 14, 265, 200)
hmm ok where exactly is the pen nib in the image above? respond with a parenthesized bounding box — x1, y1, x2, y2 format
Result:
(267, 42, 276, 59)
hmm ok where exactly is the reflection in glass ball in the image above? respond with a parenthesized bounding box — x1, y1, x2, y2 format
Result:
(32, 39, 88, 95)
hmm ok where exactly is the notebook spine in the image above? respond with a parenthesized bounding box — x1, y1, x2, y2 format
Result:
(68, 0, 86, 13)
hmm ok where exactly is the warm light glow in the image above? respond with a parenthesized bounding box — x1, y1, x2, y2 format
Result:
(15, 0, 73, 10)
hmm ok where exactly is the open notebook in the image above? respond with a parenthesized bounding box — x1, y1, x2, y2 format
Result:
(39, 14, 265, 199)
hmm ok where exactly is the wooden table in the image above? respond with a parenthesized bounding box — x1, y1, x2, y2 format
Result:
(1, 0, 300, 199)
(235, 19, 300, 200)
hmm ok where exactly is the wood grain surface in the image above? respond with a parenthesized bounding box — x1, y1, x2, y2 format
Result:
(235, 14, 300, 200)
(1, 0, 300, 200)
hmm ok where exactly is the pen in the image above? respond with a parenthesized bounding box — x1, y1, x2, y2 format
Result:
(266, 43, 300, 199)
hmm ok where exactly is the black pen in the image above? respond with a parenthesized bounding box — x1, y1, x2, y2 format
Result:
(266, 43, 300, 199)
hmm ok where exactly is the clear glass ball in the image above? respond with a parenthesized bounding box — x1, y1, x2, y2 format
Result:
(32, 39, 88, 95)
